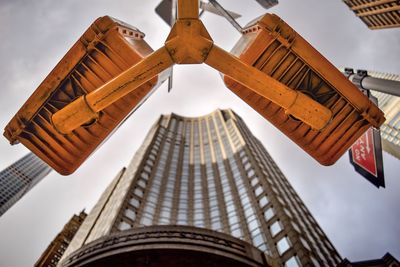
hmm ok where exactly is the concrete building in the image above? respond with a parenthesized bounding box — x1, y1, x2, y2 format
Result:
(342, 0, 400, 30)
(59, 110, 341, 267)
(369, 72, 400, 160)
(342, 68, 400, 160)
(35, 211, 87, 267)
(338, 252, 400, 267)
(0, 153, 52, 216)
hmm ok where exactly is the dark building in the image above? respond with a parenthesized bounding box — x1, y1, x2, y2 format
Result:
(367, 71, 400, 160)
(0, 153, 52, 216)
(256, 0, 279, 9)
(59, 109, 341, 267)
(342, 0, 400, 30)
(34, 211, 87, 267)
(338, 253, 400, 267)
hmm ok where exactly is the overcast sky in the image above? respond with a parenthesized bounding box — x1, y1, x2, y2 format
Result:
(0, 1, 399, 266)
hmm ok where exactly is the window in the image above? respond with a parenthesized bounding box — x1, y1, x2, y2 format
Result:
(134, 188, 143, 197)
(247, 169, 255, 177)
(254, 186, 263, 196)
(257, 243, 268, 252)
(276, 236, 291, 255)
(252, 233, 265, 247)
(248, 219, 259, 232)
(144, 205, 155, 215)
(251, 177, 259, 187)
(141, 172, 149, 180)
(137, 179, 146, 188)
(231, 228, 242, 238)
(211, 221, 222, 230)
(270, 220, 283, 237)
(124, 209, 136, 220)
(118, 221, 131, 231)
(259, 196, 269, 208)
(144, 165, 151, 173)
(177, 213, 187, 222)
(244, 162, 251, 170)
(226, 203, 235, 213)
(264, 207, 274, 221)
(285, 256, 301, 267)
(210, 208, 220, 218)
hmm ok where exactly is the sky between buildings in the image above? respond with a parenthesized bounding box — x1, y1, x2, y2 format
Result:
(0, 0, 399, 266)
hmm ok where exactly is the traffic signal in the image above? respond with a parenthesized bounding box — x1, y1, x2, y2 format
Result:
(4, 16, 169, 175)
(4, 1, 385, 174)
(223, 14, 385, 165)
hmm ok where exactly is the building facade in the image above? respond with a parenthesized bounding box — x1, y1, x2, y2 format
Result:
(0, 153, 52, 216)
(368, 71, 400, 160)
(342, 68, 400, 160)
(35, 211, 87, 267)
(59, 109, 341, 267)
(342, 0, 400, 30)
(338, 252, 400, 267)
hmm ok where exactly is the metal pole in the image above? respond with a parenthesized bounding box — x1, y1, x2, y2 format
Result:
(343, 68, 400, 97)
(359, 76, 400, 97)
(177, 0, 199, 19)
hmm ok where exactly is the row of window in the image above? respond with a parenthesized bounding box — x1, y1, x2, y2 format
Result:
(236, 121, 341, 265)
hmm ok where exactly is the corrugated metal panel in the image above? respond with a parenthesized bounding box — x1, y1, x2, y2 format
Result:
(223, 14, 385, 165)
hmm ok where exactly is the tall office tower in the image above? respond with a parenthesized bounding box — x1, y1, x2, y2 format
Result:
(35, 211, 87, 267)
(341, 68, 400, 159)
(369, 72, 400, 160)
(0, 153, 52, 216)
(59, 109, 341, 267)
(339, 252, 400, 267)
(342, 0, 400, 30)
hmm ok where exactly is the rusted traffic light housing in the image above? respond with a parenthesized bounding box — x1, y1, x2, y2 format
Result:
(223, 14, 385, 165)
(4, 16, 169, 175)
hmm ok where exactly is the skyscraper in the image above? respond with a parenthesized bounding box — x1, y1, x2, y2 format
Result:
(339, 252, 400, 267)
(0, 153, 52, 216)
(59, 109, 341, 267)
(342, 0, 400, 30)
(369, 71, 400, 160)
(343, 68, 400, 160)
(35, 211, 87, 267)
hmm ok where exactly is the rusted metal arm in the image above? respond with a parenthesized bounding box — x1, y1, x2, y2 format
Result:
(178, 0, 199, 19)
(52, 47, 174, 134)
(205, 45, 332, 130)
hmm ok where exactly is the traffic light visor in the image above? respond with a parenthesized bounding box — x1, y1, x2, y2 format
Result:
(223, 14, 385, 165)
(4, 16, 168, 175)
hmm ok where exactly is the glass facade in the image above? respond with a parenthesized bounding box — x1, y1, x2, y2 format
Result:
(369, 72, 400, 160)
(0, 153, 52, 216)
(61, 109, 342, 266)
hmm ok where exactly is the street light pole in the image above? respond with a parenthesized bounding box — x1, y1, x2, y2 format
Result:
(343, 68, 400, 97)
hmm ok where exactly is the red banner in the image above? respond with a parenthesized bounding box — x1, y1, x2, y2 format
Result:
(351, 128, 377, 176)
